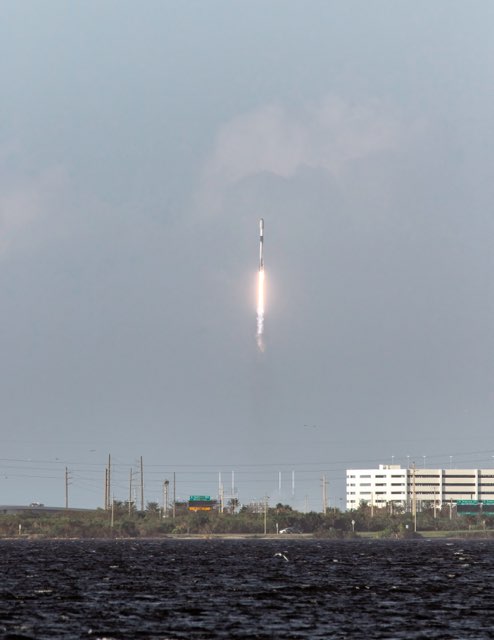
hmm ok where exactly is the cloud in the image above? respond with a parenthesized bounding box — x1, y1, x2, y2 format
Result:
(199, 95, 407, 214)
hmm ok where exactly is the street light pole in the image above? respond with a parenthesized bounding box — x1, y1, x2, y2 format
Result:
(264, 495, 269, 535)
(412, 462, 417, 532)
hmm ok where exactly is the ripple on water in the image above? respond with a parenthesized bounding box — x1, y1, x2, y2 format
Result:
(1, 539, 494, 638)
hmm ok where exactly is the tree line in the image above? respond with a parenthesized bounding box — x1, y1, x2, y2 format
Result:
(0, 501, 492, 539)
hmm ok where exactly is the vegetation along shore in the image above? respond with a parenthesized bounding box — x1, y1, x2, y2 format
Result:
(1, 501, 493, 540)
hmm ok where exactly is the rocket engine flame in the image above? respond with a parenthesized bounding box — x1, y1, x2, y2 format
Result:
(256, 268, 265, 351)
(256, 218, 265, 352)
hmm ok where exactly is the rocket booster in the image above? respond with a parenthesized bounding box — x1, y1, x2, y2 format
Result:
(259, 218, 264, 270)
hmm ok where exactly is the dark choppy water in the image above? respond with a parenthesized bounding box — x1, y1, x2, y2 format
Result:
(1, 538, 494, 638)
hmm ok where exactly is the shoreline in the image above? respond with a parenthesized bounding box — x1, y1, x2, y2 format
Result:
(1, 531, 494, 542)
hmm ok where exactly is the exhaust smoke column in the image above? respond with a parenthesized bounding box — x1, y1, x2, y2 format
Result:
(256, 218, 265, 352)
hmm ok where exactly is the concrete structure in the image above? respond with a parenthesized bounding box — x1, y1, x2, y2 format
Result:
(346, 465, 407, 510)
(346, 465, 494, 511)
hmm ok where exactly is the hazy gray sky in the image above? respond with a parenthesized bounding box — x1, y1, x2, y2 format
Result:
(1, 1, 494, 509)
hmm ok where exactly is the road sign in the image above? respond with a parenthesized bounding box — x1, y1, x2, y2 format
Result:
(189, 495, 211, 501)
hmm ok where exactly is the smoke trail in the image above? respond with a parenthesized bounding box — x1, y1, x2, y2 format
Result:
(256, 268, 265, 352)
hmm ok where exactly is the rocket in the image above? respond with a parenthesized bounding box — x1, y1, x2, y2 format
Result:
(259, 218, 264, 270)
(256, 218, 265, 347)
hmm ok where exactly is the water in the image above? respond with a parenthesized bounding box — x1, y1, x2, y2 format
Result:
(1, 538, 494, 638)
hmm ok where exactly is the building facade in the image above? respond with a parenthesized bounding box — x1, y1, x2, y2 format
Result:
(346, 464, 494, 511)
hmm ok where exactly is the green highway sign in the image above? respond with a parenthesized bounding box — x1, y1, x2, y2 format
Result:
(189, 495, 211, 501)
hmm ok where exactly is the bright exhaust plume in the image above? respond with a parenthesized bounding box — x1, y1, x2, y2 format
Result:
(256, 268, 265, 351)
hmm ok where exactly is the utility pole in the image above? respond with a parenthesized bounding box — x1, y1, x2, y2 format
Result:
(104, 467, 108, 510)
(65, 467, 70, 509)
(218, 471, 225, 513)
(263, 495, 269, 535)
(107, 454, 111, 512)
(412, 462, 417, 532)
(129, 468, 133, 515)
(173, 471, 176, 519)
(140, 456, 144, 512)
